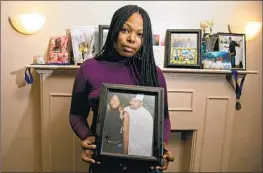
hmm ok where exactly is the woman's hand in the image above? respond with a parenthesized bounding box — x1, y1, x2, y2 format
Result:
(161, 142, 174, 170)
(152, 142, 175, 171)
(119, 107, 124, 120)
(81, 136, 99, 164)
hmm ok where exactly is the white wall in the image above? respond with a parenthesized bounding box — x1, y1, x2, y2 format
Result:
(1, 1, 262, 172)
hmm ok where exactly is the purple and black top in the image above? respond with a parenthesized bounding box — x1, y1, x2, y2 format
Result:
(69, 57, 171, 143)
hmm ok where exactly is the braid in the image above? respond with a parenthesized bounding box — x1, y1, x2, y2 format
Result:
(96, 5, 159, 87)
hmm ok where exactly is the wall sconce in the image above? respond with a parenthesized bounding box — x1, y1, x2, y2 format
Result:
(228, 21, 262, 41)
(9, 12, 46, 35)
(244, 22, 262, 41)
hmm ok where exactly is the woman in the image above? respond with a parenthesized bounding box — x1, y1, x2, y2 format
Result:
(69, 4, 174, 173)
(102, 93, 124, 154)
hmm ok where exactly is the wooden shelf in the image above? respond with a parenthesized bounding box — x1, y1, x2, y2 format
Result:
(24, 64, 258, 75)
(160, 68, 258, 75)
(25, 64, 79, 70)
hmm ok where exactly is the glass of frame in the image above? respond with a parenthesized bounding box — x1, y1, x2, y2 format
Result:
(217, 32, 246, 70)
(164, 29, 202, 69)
(93, 83, 164, 167)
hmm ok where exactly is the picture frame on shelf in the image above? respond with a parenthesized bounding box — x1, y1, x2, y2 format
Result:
(70, 26, 99, 64)
(202, 51, 231, 70)
(99, 25, 110, 51)
(47, 36, 70, 64)
(94, 83, 164, 167)
(164, 29, 202, 69)
(217, 32, 246, 70)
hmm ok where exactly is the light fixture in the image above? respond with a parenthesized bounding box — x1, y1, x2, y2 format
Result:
(244, 22, 262, 41)
(228, 21, 262, 41)
(9, 12, 46, 35)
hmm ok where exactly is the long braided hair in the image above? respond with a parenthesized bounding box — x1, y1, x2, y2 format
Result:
(96, 5, 159, 87)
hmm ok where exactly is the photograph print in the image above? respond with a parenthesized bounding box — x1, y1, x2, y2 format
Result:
(164, 29, 201, 69)
(202, 51, 231, 70)
(217, 32, 246, 70)
(94, 83, 164, 166)
(70, 26, 99, 64)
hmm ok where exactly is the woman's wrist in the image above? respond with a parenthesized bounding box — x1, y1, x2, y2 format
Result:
(163, 141, 169, 151)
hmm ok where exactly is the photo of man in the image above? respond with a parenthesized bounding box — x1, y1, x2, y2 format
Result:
(123, 94, 154, 157)
(53, 37, 62, 52)
(218, 34, 245, 69)
(224, 36, 241, 68)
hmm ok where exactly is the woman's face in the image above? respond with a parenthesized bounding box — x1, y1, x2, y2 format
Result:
(115, 12, 143, 57)
(110, 95, 120, 109)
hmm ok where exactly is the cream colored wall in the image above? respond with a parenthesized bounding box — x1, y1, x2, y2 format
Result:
(228, 28, 262, 171)
(1, 1, 262, 172)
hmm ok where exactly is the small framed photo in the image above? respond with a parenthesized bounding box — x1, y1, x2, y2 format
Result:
(70, 26, 99, 64)
(164, 29, 202, 69)
(94, 83, 164, 167)
(202, 51, 231, 70)
(217, 32, 246, 70)
(99, 25, 110, 51)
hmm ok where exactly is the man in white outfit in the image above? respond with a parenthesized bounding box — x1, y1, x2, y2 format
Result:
(123, 94, 154, 157)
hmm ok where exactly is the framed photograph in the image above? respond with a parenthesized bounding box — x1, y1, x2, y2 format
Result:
(202, 51, 231, 70)
(94, 83, 164, 167)
(99, 25, 110, 51)
(217, 32, 246, 70)
(47, 36, 70, 64)
(70, 26, 99, 64)
(164, 29, 202, 69)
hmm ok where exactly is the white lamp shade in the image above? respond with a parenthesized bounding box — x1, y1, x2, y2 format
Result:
(230, 22, 262, 41)
(244, 22, 262, 41)
(9, 12, 46, 35)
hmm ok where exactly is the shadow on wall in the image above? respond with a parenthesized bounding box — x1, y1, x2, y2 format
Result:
(2, 68, 41, 171)
(10, 68, 28, 88)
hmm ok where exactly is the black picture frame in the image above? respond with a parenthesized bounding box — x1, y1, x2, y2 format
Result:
(164, 29, 202, 69)
(94, 83, 164, 167)
(217, 32, 246, 70)
(98, 25, 110, 51)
